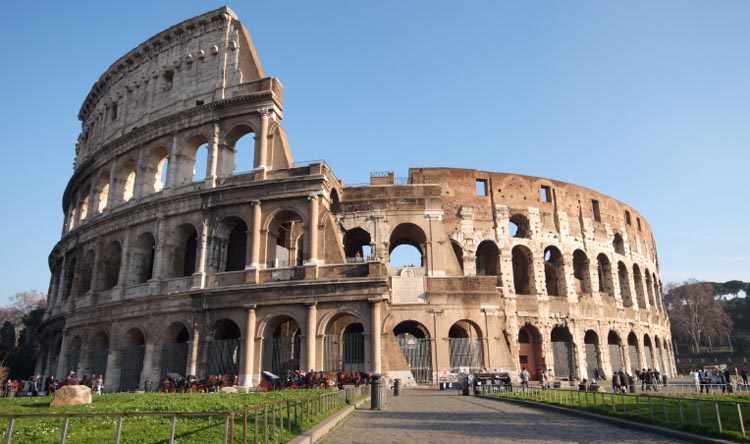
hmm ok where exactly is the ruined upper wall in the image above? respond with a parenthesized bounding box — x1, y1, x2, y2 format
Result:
(74, 7, 265, 169)
(409, 167, 659, 263)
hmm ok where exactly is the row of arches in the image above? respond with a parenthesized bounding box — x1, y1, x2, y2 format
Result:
(53, 209, 313, 301)
(65, 125, 261, 233)
(518, 325, 673, 380)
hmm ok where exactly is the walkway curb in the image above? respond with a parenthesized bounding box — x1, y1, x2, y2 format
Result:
(288, 397, 370, 444)
(479, 394, 736, 444)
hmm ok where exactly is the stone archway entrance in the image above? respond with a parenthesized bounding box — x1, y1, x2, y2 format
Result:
(393, 321, 433, 384)
(518, 324, 544, 380)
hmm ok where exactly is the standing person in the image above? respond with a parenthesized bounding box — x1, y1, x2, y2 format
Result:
(519, 368, 530, 390)
(612, 370, 621, 393)
(693, 369, 701, 393)
(741, 368, 749, 387)
(539, 368, 546, 389)
(95, 375, 104, 395)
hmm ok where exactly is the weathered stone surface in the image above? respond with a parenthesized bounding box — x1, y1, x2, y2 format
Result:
(38, 6, 674, 394)
(51, 385, 92, 407)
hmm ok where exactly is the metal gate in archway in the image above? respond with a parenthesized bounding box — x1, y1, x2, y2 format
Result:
(644, 346, 654, 369)
(397, 335, 432, 384)
(271, 335, 300, 377)
(323, 333, 365, 373)
(119, 345, 145, 391)
(584, 343, 600, 379)
(207, 339, 240, 376)
(64, 349, 81, 375)
(90, 349, 108, 377)
(160, 342, 188, 378)
(552, 340, 574, 380)
(609, 344, 623, 373)
(448, 338, 484, 372)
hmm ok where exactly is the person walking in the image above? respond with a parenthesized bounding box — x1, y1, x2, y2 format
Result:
(94, 375, 104, 395)
(519, 368, 530, 391)
(612, 370, 621, 393)
(693, 369, 701, 393)
(539, 369, 546, 389)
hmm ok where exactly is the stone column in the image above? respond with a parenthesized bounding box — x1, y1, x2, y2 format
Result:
(254, 110, 269, 170)
(240, 306, 257, 387)
(306, 194, 320, 265)
(133, 148, 146, 199)
(370, 299, 383, 374)
(205, 123, 220, 187)
(305, 303, 317, 370)
(152, 218, 168, 280)
(166, 134, 180, 188)
(187, 327, 200, 378)
(116, 230, 131, 298)
(108, 160, 119, 207)
(248, 201, 262, 268)
(55, 333, 69, 379)
(139, 342, 157, 390)
(192, 216, 210, 289)
(104, 349, 120, 392)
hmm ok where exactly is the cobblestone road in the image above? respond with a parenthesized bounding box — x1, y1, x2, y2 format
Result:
(321, 389, 684, 444)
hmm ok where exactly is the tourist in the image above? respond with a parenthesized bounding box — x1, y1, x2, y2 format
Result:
(519, 368, 529, 390)
(741, 368, 749, 386)
(612, 370, 621, 393)
(692, 369, 701, 393)
(94, 375, 104, 395)
(66, 371, 77, 386)
(539, 368, 546, 389)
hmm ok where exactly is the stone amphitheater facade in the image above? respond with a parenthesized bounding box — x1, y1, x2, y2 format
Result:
(39, 7, 675, 391)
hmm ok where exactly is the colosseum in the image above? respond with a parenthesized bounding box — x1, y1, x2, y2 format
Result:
(39, 7, 675, 391)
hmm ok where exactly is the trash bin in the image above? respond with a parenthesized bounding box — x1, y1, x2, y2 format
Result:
(393, 378, 401, 396)
(439, 382, 445, 391)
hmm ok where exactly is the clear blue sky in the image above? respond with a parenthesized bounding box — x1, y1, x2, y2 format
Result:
(1, 1, 748, 301)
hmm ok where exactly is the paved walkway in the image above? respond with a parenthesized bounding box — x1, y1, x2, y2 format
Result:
(321, 389, 684, 444)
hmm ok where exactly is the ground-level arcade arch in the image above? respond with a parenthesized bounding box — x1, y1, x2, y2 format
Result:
(393, 320, 432, 384)
(119, 328, 145, 391)
(160, 322, 190, 378)
(448, 320, 484, 371)
(551, 325, 575, 380)
(261, 315, 302, 377)
(583, 330, 601, 380)
(518, 324, 544, 380)
(608, 331, 625, 373)
(322, 313, 366, 373)
(207, 319, 241, 378)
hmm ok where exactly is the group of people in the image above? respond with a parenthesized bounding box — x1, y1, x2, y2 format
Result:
(692, 367, 749, 393)
(1, 372, 105, 397)
(156, 370, 372, 393)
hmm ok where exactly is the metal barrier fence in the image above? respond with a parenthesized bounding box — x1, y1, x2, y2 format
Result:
(480, 385, 749, 441)
(0, 390, 349, 444)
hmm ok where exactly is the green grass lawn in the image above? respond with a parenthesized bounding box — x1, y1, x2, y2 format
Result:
(0, 390, 343, 443)
(487, 388, 750, 442)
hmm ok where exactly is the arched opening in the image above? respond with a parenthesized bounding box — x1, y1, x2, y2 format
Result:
(142, 146, 169, 194)
(115, 159, 137, 203)
(551, 326, 575, 380)
(266, 211, 305, 268)
(613, 233, 625, 255)
(633, 264, 646, 309)
(207, 319, 241, 378)
(512, 245, 535, 295)
(78, 193, 90, 222)
(393, 321, 432, 384)
(475, 240, 500, 278)
(78, 250, 95, 295)
(129, 233, 156, 285)
(653, 273, 662, 311)
(160, 322, 189, 378)
(343, 227, 372, 262)
(645, 269, 655, 309)
(323, 313, 365, 372)
(62, 256, 76, 300)
(261, 316, 301, 377)
(572, 250, 591, 295)
(643, 334, 654, 369)
(170, 224, 198, 277)
(95, 172, 110, 213)
(544, 246, 566, 297)
(64, 336, 82, 376)
(388, 223, 427, 269)
(210, 217, 248, 272)
(618, 262, 632, 307)
(627, 332, 641, 373)
(448, 320, 484, 371)
(192, 143, 208, 182)
(597, 254, 614, 298)
(119, 328, 145, 391)
(654, 335, 664, 373)
(330, 189, 341, 214)
(48, 336, 63, 377)
(518, 324, 544, 380)
(227, 128, 255, 175)
(88, 332, 109, 378)
(583, 330, 601, 380)
(608, 331, 624, 373)
(508, 214, 530, 238)
(97, 241, 122, 290)
(662, 338, 670, 373)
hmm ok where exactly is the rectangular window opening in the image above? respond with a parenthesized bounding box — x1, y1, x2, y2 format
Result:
(539, 185, 552, 203)
(637, 218, 642, 231)
(475, 179, 488, 197)
(111, 102, 118, 121)
(625, 210, 632, 225)
(592, 199, 601, 222)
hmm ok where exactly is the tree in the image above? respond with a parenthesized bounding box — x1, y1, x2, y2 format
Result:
(0, 321, 16, 359)
(7, 307, 45, 379)
(665, 279, 733, 352)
